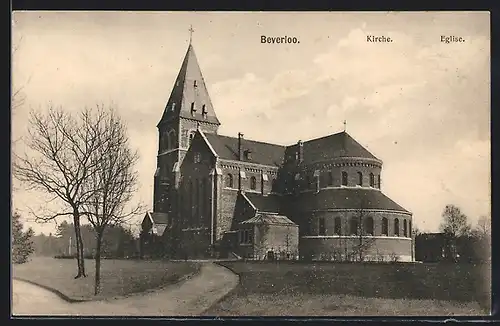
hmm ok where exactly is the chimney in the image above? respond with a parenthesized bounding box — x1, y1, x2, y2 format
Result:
(238, 132, 244, 161)
(298, 140, 304, 163)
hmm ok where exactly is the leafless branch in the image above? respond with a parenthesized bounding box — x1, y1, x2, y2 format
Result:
(12, 104, 111, 278)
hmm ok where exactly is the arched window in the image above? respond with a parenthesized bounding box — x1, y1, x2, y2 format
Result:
(190, 102, 196, 115)
(203, 178, 209, 219)
(341, 171, 348, 186)
(195, 179, 200, 219)
(166, 132, 172, 150)
(188, 131, 195, 146)
(409, 221, 412, 237)
(350, 217, 358, 235)
(365, 216, 374, 235)
(377, 175, 381, 189)
(328, 171, 334, 186)
(271, 179, 277, 192)
(226, 174, 233, 188)
(160, 131, 168, 150)
(357, 172, 363, 186)
(169, 130, 176, 149)
(188, 180, 193, 225)
(369, 173, 375, 187)
(334, 216, 342, 235)
(250, 176, 257, 190)
(394, 218, 400, 236)
(403, 219, 408, 237)
(199, 178, 205, 220)
(318, 217, 326, 236)
(382, 217, 388, 235)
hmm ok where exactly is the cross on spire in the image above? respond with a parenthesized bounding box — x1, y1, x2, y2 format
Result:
(343, 120, 347, 132)
(188, 25, 194, 44)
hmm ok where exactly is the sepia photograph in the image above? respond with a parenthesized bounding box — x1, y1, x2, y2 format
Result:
(11, 11, 491, 317)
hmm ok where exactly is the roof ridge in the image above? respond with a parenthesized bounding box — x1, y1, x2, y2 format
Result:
(288, 131, 346, 146)
(208, 133, 286, 148)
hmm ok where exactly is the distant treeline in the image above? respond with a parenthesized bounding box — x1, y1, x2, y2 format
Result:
(415, 232, 490, 263)
(33, 221, 139, 259)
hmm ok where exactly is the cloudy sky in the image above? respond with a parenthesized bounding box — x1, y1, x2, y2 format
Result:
(12, 11, 490, 235)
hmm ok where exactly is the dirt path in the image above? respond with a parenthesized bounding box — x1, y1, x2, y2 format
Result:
(12, 263, 239, 316)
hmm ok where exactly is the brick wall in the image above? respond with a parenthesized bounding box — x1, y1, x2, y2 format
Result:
(180, 227, 211, 258)
(300, 236, 412, 262)
(289, 209, 413, 262)
(255, 224, 299, 260)
(179, 135, 216, 228)
(219, 160, 278, 194)
(173, 132, 218, 258)
(302, 210, 413, 238)
(234, 223, 299, 260)
(278, 157, 383, 192)
(217, 188, 239, 239)
(179, 118, 219, 149)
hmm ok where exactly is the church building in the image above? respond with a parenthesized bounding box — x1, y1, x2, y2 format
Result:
(140, 40, 414, 262)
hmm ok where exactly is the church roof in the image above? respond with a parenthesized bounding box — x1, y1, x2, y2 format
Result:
(241, 213, 297, 226)
(204, 133, 286, 167)
(285, 131, 380, 163)
(157, 44, 220, 127)
(147, 212, 169, 225)
(244, 192, 282, 213)
(295, 188, 411, 213)
(143, 212, 170, 236)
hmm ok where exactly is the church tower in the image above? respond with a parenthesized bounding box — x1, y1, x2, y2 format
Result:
(154, 37, 221, 214)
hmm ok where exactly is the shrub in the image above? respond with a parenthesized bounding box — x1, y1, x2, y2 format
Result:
(12, 212, 34, 264)
(389, 252, 400, 263)
(54, 254, 77, 259)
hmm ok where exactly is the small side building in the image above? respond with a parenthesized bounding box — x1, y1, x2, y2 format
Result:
(238, 213, 299, 260)
(140, 212, 170, 258)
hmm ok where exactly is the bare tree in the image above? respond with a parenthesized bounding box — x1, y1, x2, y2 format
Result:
(79, 106, 142, 295)
(12, 106, 105, 278)
(439, 204, 471, 238)
(11, 36, 33, 114)
(12, 37, 26, 112)
(475, 215, 491, 239)
(413, 225, 422, 237)
(352, 200, 376, 262)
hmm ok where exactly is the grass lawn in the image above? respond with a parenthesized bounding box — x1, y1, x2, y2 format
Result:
(12, 257, 201, 301)
(204, 261, 490, 316)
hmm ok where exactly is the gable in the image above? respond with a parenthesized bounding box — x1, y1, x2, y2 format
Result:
(241, 213, 297, 226)
(182, 130, 218, 166)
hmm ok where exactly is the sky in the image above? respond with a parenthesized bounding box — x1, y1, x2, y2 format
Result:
(11, 11, 490, 235)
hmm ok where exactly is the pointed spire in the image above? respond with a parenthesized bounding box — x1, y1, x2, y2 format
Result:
(157, 39, 221, 128)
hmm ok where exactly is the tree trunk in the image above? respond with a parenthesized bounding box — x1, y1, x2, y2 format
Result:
(94, 232, 103, 295)
(73, 212, 87, 279)
(359, 234, 363, 262)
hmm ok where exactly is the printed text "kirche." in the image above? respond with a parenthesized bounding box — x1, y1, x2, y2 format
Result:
(366, 35, 393, 43)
